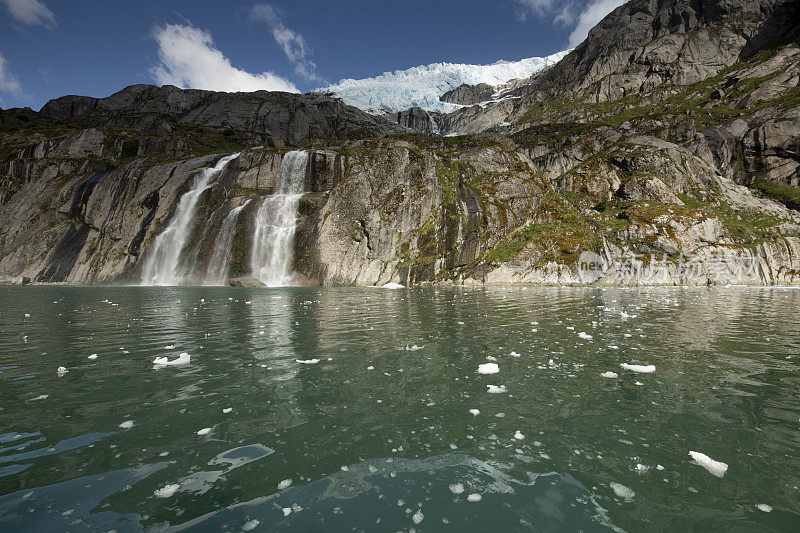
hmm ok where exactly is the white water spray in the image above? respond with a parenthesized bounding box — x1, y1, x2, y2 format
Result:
(141, 153, 239, 285)
(204, 199, 251, 285)
(250, 150, 308, 286)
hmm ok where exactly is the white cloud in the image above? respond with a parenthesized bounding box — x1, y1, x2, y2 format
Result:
(250, 3, 321, 82)
(0, 51, 24, 97)
(150, 23, 298, 93)
(1, 0, 56, 29)
(513, 0, 626, 47)
(567, 0, 627, 47)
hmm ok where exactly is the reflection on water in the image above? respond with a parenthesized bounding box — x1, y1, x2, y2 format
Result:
(0, 286, 799, 531)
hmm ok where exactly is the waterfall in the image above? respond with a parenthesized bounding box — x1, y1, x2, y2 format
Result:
(141, 153, 239, 285)
(204, 199, 250, 285)
(250, 150, 308, 286)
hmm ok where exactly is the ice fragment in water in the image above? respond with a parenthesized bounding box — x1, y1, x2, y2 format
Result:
(412, 510, 424, 524)
(296, 359, 320, 364)
(610, 482, 635, 500)
(756, 504, 772, 512)
(197, 427, 212, 436)
(381, 283, 405, 289)
(514, 430, 525, 440)
(223, 408, 233, 414)
(119, 420, 134, 429)
(578, 332, 593, 340)
(478, 363, 499, 374)
(87, 354, 98, 360)
(278, 479, 292, 490)
(242, 519, 260, 531)
(469, 409, 480, 416)
(601, 371, 618, 378)
(57, 366, 68, 376)
(153, 352, 190, 367)
(449, 483, 465, 494)
(689, 451, 728, 477)
(486, 385, 507, 393)
(467, 493, 482, 502)
(620, 363, 655, 373)
(154, 484, 180, 498)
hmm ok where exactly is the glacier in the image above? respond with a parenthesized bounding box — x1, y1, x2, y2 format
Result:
(315, 50, 569, 115)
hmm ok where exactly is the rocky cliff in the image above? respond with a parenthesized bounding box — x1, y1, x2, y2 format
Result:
(0, 0, 798, 286)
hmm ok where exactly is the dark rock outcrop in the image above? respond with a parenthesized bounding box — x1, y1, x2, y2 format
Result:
(41, 84, 404, 146)
(440, 83, 495, 105)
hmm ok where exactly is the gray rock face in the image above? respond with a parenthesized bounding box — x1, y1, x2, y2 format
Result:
(440, 83, 495, 105)
(40, 84, 404, 146)
(391, 107, 442, 135)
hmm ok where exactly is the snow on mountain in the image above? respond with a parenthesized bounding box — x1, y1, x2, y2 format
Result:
(315, 50, 570, 115)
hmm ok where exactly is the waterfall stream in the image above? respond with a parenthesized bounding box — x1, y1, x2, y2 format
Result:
(204, 199, 250, 285)
(141, 153, 239, 285)
(250, 150, 308, 286)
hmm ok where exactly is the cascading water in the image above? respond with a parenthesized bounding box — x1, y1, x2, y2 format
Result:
(250, 150, 308, 286)
(141, 153, 239, 285)
(204, 199, 250, 285)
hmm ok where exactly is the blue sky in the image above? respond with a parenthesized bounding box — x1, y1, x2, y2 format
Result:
(0, 0, 625, 110)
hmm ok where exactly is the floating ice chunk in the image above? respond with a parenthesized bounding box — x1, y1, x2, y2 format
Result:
(656, 464, 664, 471)
(197, 427, 212, 436)
(119, 420, 134, 429)
(578, 332, 593, 340)
(610, 482, 635, 500)
(153, 352, 190, 367)
(620, 363, 655, 373)
(509, 351, 520, 357)
(382, 282, 405, 289)
(24, 313, 30, 318)
(601, 371, 618, 378)
(756, 504, 773, 512)
(29, 394, 49, 401)
(296, 359, 320, 364)
(486, 385, 507, 394)
(367, 366, 374, 370)
(154, 484, 180, 498)
(404, 344, 424, 351)
(87, 354, 98, 360)
(223, 408, 233, 414)
(478, 363, 499, 374)
(242, 519, 260, 531)
(467, 493, 482, 502)
(57, 366, 68, 376)
(282, 507, 292, 516)
(608, 345, 619, 349)
(469, 409, 480, 416)
(412, 510, 424, 524)
(514, 431, 525, 440)
(689, 451, 728, 477)
(278, 479, 292, 490)
(449, 483, 465, 494)
(164, 345, 175, 349)
(635, 463, 649, 474)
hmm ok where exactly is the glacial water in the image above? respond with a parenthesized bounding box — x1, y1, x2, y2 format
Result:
(1, 286, 799, 532)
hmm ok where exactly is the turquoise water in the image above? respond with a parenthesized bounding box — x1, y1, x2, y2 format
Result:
(1, 286, 799, 531)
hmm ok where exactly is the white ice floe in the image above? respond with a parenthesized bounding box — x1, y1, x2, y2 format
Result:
(87, 354, 98, 360)
(689, 451, 728, 477)
(601, 371, 618, 378)
(467, 493, 483, 502)
(513, 430, 525, 440)
(242, 519, 260, 531)
(29, 394, 49, 401)
(296, 359, 320, 364)
(119, 420, 134, 429)
(381, 282, 405, 289)
(164, 345, 175, 349)
(412, 510, 424, 524)
(620, 363, 655, 373)
(154, 484, 180, 498)
(223, 408, 233, 414)
(610, 482, 635, 500)
(478, 363, 499, 374)
(153, 352, 191, 367)
(578, 332, 593, 340)
(509, 351, 520, 357)
(282, 507, 292, 516)
(756, 504, 773, 512)
(278, 479, 292, 490)
(635, 463, 649, 474)
(449, 483, 465, 494)
(486, 385, 507, 394)
(469, 409, 480, 416)
(57, 366, 68, 376)
(197, 427, 212, 436)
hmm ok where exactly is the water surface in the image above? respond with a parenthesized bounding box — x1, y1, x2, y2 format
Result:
(1, 286, 799, 531)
